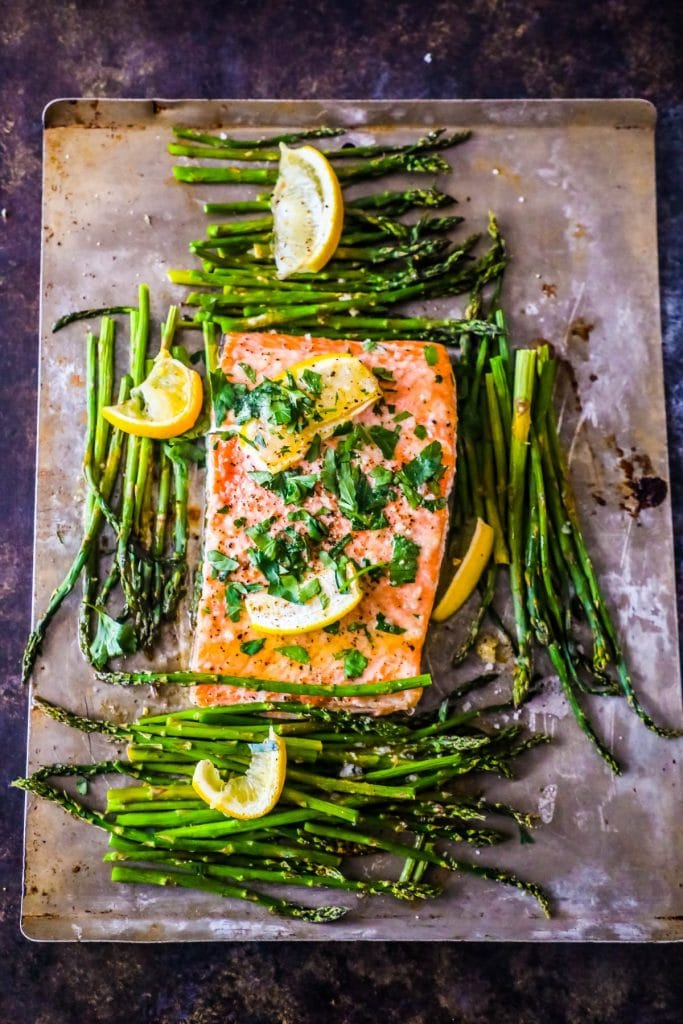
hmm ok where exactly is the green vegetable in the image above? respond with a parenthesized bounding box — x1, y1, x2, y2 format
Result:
(275, 646, 312, 665)
(389, 535, 421, 586)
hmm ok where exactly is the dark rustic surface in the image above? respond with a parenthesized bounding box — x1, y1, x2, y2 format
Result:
(1, 1, 682, 1021)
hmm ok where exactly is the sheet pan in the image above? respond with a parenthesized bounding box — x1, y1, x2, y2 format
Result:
(22, 98, 682, 941)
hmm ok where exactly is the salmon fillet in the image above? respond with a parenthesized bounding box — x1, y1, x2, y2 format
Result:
(190, 332, 457, 713)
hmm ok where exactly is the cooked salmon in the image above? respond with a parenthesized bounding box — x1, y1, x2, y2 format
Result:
(190, 332, 457, 713)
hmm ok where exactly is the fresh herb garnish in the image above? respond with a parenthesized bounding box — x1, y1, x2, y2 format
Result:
(376, 611, 407, 635)
(249, 468, 319, 505)
(288, 508, 329, 542)
(397, 440, 445, 508)
(88, 608, 137, 669)
(335, 648, 369, 679)
(413, 424, 428, 440)
(304, 433, 322, 461)
(389, 534, 421, 586)
(207, 549, 240, 580)
(301, 368, 323, 395)
(234, 516, 246, 527)
(424, 345, 438, 366)
(209, 369, 317, 433)
(393, 410, 412, 423)
(372, 366, 395, 382)
(275, 645, 311, 665)
(225, 581, 262, 621)
(240, 638, 266, 656)
(368, 424, 400, 459)
(238, 361, 257, 383)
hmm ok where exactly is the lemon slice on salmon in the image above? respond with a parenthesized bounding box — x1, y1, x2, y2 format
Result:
(245, 567, 362, 635)
(102, 350, 203, 439)
(431, 518, 495, 622)
(192, 728, 286, 820)
(241, 352, 381, 472)
(271, 143, 344, 279)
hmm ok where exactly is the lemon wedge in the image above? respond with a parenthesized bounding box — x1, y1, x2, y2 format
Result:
(271, 143, 344, 279)
(431, 518, 495, 622)
(245, 567, 362, 635)
(192, 728, 286, 820)
(102, 350, 203, 439)
(241, 352, 381, 472)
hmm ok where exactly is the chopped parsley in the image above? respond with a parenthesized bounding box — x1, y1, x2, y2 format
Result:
(396, 440, 446, 509)
(275, 645, 311, 665)
(207, 550, 240, 581)
(368, 424, 400, 459)
(393, 410, 412, 423)
(210, 370, 317, 432)
(288, 507, 329, 542)
(323, 620, 342, 635)
(301, 368, 323, 394)
(240, 638, 266, 656)
(335, 648, 369, 679)
(225, 581, 262, 621)
(249, 468, 319, 505)
(361, 339, 378, 352)
(245, 520, 322, 604)
(238, 361, 257, 383)
(424, 345, 438, 366)
(413, 424, 428, 440)
(304, 432, 322, 461)
(372, 366, 395, 382)
(320, 426, 395, 530)
(234, 516, 246, 528)
(376, 611, 407, 635)
(389, 534, 421, 586)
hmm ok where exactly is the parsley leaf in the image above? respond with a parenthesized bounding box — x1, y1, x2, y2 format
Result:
(376, 612, 407, 635)
(88, 608, 137, 669)
(240, 638, 266, 656)
(288, 508, 329, 542)
(225, 581, 262, 621)
(372, 366, 395, 382)
(335, 648, 369, 679)
(209, 370, 317, 433)
(368, 424, 400, 459)
(393, 410, 412, 423)
(275, 645, 311, 665)
(397, 440, 445, 508)
(389, 535, 421, 586)
(249, 468, 319, 505)
(304, 433, 322, 461)
(239, 361, 257, 383)
(301, 368, 323, 395)
(413, 424, 428, 440)
(207, 550, 240, 581)
(424, 345, 438, 366)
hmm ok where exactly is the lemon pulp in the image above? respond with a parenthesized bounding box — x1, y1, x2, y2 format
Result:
(271, 143, 343, 279)
(102, 350, 203, 439)
(192, 728, 287, 820)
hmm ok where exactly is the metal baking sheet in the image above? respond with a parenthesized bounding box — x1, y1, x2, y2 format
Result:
(23, 98, 682, 941)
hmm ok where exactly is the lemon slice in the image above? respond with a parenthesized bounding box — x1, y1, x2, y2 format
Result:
(271, 143, 344, 279)
(431, 518, 495, 622)
(102, 350, 203, 439)
(192, 728, 287, 820)
(245, 567, 362, 635)
(241, 352, 381, 472)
